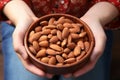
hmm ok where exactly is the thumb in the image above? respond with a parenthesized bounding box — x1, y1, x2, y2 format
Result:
(15, 45, 28, 60)
(13, 32, 28, 60)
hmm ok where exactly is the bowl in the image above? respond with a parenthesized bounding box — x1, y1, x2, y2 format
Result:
(24, 13, 95, 74)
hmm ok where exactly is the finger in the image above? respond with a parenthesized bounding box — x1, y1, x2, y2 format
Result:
(17, 54, 45, 77)
(16, 45, 28, 59)
(63, 73, 72, 78)
(13, 30, 28, 59)
(91, 36, 106, 62)
(46, 73, 54, 79)
(73, 61, 95, 77)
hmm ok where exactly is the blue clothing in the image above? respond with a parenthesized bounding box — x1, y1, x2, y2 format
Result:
(0, 22, 113, 80)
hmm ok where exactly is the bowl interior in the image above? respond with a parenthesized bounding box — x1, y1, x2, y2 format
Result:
(24, 13, 95, 69)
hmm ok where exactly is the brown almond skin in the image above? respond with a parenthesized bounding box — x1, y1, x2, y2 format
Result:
(64, 19, 73, 23)
(49, 36, 58, 43)
(35, 26, 42, 32)
(67, 43, 76, 50)
(32, 41, 40, 51)
(29, 46, 37, 55)
(71, 23, 80, 33)
(51, 29, 57, 35)
(50, 44, 62, 51)
(57, 30, 62, 40)
(68, 35, 72, 44)
(63, 23, 73, 28)
(76, 51, 86, 60)
(77, 40, 84, 50)
(62, 53, 68, 59)
(46, 49, 57, 55)
(39, 35, 48, 42)
(41, 57, 49, 63)
(74, 45, 81, 56)
(39, 41, 49, 47)
(68, 51, 75, 58)
(56, 55, 64, 63)
(61, 39, 67, 47)
(48, 17, 55, 25)
(63, 48, 71, 54)
(64, 58, 76, 64)
(36, 49, 46, 58)
(28, 32, 41, 43)
(56, 16, 65, 24)
(48, 57, 56, 65)
(45, 24, 56, 29)
(84, 41, 90, 52)
(62, 27, 69, 39)
(79, 32, 87, 38)
(29, 30, 35, 37)
(40, 21, 48, 26)
(71, 33, 80, 39)
(41, 29, 51, 35)
(56, 24, 64, 30)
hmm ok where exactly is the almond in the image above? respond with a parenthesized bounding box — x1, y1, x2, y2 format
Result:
(32, 41, 40, 51)
(45, 24, 56, 29)
(56, 16, 65, 24)
(64, 58, 76, 64)
(29, 30, 35, 37)
(51, 29, 57, 35)
(61, 38, 67, 47)
(63, 23, 73, 28)
(74, 45, 81, 56)
(39, 35, 48, 41)
(77, 40, 84, 50)
(62, 27, 69, 38)
(39, 41, 49, 47)
(36, 49, 46, 58)
(29, 46, 36, 55)
(79, 32, 87, 38)
(71, 33, 80, 39)
(28, 32, 41, 43)
(48, 57, 56, 65)
(49, 44, 63, 51)
(49, 36, 58, 43)
(41, 29, 51, 35)
(63, 48, 71, 54)
(40, 21, 48, 26)
(41, 57, 49, 63)
(46, 49, 57, 55)
(68, 51, 75, 58)
(67, 43, 76, 50)
(76, 51, 86, 60)
(57, 30, 62, 40)
(56, 55, 64, 63)
(48, 17, 55, 25)
(84, 41, 90, 51)
(62, 53, 68, 59)
(35, 26, 42, 32)
(56, 24, 64, 30)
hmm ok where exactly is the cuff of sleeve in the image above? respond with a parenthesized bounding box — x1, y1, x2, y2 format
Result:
(0, 0, 11, 11)
(108, 0, 120, 13)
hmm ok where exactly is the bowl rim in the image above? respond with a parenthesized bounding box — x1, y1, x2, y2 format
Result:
(24, 13, 95, 68)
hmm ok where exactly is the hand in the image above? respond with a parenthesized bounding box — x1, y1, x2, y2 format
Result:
(12, 16, 54, 78)
(63, 15, 107, 78)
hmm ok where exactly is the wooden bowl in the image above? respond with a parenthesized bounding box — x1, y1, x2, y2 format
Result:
(24, 13, 95, 74)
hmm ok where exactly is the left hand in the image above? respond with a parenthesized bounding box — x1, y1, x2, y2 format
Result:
(63, 15, 107, 78)
(12, 16, 54, 78)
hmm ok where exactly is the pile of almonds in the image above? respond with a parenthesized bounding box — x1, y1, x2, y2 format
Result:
(27, 16, 90, 66)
